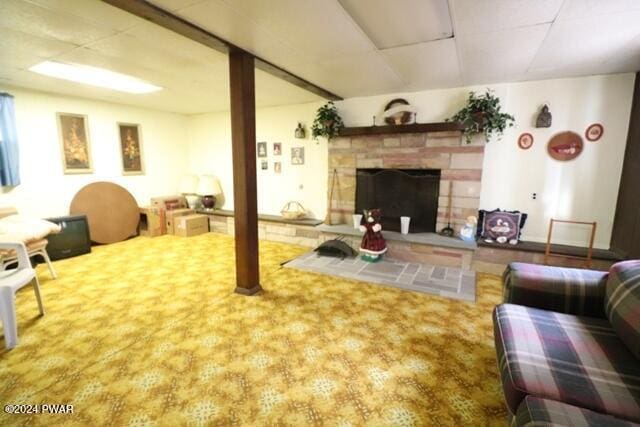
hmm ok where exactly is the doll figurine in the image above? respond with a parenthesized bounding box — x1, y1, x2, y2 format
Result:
(359, 209, 387, 262)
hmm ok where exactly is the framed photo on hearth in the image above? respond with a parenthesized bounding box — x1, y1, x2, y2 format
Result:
(57, 112, 93, 174)
(118, 123, 144, 175)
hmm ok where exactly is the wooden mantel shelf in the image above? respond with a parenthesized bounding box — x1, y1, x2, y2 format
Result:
(339, 122, 464, 137)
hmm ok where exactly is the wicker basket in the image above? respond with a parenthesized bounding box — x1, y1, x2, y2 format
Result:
(281, 201, 307, 220)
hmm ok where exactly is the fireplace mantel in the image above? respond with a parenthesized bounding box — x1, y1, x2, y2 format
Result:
(339, 122, 464, 137)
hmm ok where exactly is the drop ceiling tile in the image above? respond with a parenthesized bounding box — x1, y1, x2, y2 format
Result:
(219, 0, 375, 61)
(0, 0, 119, 45)
(529, 10, 640, 72)
(26, 0, 141, 32)
(256, 70, 323, 107)
(291, 52, 404, 97)
(338, 0, 452, 49)
(148, 0, 208, 12)
(168, 0, 309, 69)
(556, 0, 640, 21)
(450, 0, 563, 35)
(458, 24, 550, 85)
(380, 38, 461, 91)
(0, 27, 78, 65)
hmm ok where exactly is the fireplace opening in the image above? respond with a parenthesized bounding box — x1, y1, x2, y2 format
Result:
(355, 168, 440, 233)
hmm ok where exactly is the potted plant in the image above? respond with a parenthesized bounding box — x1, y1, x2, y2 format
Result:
(312, 101, 344, 141)
(447, 89, 515, 143)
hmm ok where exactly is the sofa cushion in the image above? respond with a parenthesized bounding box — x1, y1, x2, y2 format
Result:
(513, 396, 640, 427)
(494, 303, 640, 422)
(605, 260, 640, 359)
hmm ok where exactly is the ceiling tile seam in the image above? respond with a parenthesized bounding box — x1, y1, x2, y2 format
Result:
(445, 0, 465, 87)
(22, 0, 138, 36)
(523, 21, 559, 75)
(334, 0, 388, 52)
(331, 0, 406, 87)
(215, 0, 310, 65)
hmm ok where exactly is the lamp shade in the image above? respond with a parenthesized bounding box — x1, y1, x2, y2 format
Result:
(179, 175, 199, 194)
(196, 175, 222, 196)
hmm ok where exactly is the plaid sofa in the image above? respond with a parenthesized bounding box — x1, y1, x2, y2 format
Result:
(513, 396, 639, 426)
(495, 261, 640, 425)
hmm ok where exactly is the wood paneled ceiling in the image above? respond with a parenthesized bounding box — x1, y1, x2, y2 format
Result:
(1, 0, 639, 114)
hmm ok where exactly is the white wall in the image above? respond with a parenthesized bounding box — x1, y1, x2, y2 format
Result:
(4, 73, 633, 250)
(0, 86, 189, 218)
(187, 101, 328, 218)
(337, 74, 635, 248)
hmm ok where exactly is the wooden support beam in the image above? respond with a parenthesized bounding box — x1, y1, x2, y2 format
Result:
(229, 50, 262, 296)
(101, 0, 342, 101)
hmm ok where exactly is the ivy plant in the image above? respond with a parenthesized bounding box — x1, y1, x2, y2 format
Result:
(447, 89, 515, 143)
(312, 101, 344, 141)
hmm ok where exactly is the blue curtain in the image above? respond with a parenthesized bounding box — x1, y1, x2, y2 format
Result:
(0, 92, 20, 186)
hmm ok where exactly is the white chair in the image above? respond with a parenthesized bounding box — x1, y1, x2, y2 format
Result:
(0, 241, 45, 349)
(1, 239, 57, 279)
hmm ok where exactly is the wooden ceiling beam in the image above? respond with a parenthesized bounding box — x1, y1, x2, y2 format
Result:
(101, 0, 342, 101)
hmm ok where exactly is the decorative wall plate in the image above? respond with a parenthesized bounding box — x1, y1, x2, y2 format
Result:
(382, 98, 416, 125)
(517, 133, 534, 150)
(585, 123, 604, 142)
(547, 131, 584, 161)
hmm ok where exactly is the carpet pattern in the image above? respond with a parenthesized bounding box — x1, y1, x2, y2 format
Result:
(0, 233, 507, 426)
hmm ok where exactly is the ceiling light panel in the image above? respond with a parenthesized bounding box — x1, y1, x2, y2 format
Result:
(339, 0, 452, 49)
(29, 61, 162, 94)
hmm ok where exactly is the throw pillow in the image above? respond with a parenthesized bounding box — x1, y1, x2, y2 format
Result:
(477, 209, 528, 244)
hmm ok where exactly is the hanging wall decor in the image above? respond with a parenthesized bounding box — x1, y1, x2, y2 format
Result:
(547, 131, 584, 161)
(536, 104, 552, 128)
(118, 123, 144, 175)
(257, 141, 267, 158)
(382, 98, 416, 125)
(57, 112, 92, 174)
(585, 123, 604, 142)
(291, 147, 305, 165)
(273, 142, 282, 156)
(517, 132, 534, 150)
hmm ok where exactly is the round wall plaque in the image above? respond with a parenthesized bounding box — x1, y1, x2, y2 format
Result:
(547, 131, 584, 161)
(517, 133, 534, 150)
(585, 123, 604, 142)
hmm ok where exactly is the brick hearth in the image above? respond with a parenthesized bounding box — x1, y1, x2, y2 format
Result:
(327, 131, 485, 234)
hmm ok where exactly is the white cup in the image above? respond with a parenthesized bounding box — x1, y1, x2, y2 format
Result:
(352, 214, 363, 229)
(400, 216, 411, 234)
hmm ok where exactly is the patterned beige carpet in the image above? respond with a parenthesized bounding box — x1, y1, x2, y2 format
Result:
(0, 233, 507, 426)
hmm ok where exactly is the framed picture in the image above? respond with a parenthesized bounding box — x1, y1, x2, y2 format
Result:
(261, 160, 268, 170)
(118, 123, 144, 175)
(57, 112, 92, 174)
(273, 142, 282, 156)
(585, 123, 603, 142)
(257, 141, 267, 158)
(291, 147, 304, 165)
(517, 133, 534, 150)
(274, 161, 281, 174)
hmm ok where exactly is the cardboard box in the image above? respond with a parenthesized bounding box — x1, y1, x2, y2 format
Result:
(150, 195, 188, 211)
(139, 206, 165, 237)
(165, 208, 194, 234)
(175, 214, 209, 237)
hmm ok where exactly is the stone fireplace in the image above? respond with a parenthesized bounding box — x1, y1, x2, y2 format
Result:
(356, 168, 440, 233)
(327, 130, 484, 234)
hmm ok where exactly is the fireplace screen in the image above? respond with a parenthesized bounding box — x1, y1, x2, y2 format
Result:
(355, 168, 440, 233)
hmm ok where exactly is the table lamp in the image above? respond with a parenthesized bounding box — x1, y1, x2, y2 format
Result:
(179, 175, 200, 208)
(197, 175, 222, 210)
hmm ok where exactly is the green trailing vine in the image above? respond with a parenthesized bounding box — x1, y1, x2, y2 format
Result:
(312, 101, 344, 141)
(447, 89, 515, 143)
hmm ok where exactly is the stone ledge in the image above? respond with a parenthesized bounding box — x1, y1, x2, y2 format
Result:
(316, 224, 476, 251)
